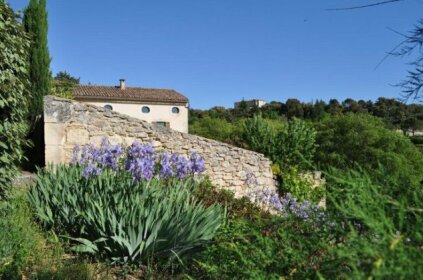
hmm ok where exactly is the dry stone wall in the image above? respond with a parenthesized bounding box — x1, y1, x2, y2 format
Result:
(44, 96, 277, 198)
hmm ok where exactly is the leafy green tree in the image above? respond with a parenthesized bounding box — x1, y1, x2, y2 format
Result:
(283, 98, 304, 119)
(241, 115, 315, 170)
(342, 98, 363, 113)
(315, 113, 423, 188)
(372, 97, 407, 129)
(311, 100, 327, 120)
(275, 118, 316, 169)
(259, 101, 282, 119)
(54, 71, 80, 84)
(326, 99, 343, 115)
(189, 116, 235, 143)
(23, 0, 51, 117)
(398, 104, 423, 136)
(0, 1, 30, 198)
(357, 99, 372, 113)
(241, 114, 277, 156)
(233, 99, 253, 118)
(51, 71, 79, 99)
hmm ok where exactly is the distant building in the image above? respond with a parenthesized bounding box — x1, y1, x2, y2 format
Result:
(72, 79, 189, 133)
(234, 99, 267, 109)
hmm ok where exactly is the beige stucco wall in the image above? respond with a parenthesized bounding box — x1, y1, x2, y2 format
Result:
(78, 100, 188, 133)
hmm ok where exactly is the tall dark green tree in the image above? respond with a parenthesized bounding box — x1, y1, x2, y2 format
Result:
(23, 0, 51, 117)
(23, 0, 51, 168)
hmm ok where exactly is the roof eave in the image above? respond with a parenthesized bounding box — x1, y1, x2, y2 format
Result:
(73, 96, 189, 105)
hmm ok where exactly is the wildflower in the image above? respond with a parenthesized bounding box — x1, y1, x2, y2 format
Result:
(190, 152, 205, 173)
(245, 169, 258, 186)
(125, 142, 157, 181)
(171, 154, 192, 179)
(70, 139, 206, 182)
(82, 163, 101, 178)
(71, 145, 80, 164)
(159, 152, 174, 179)
(249, 188, 323, 221)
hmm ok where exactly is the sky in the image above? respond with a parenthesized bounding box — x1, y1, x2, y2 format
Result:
(7, 0, 423, 109)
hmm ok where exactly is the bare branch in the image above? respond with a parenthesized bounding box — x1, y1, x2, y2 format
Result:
(386, 27, 410, 39)
(326, 0, 405, 11)
(374, 38, 408, 70)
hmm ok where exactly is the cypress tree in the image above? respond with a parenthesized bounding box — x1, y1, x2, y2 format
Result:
(23, 0, 51, 168)
(24, 0, 51, 117)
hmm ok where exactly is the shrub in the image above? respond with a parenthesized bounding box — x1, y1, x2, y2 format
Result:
(315, 113, 423, 189)
(409, 135, 423, 145)
(241, 114, 278, 156)
(0, 192, 63, 279)
(0, 1, 30, 199)
(241, 115, 316, 170)
(29, 141, 223, 265)
(192, 178, 264, 220)
(188, 175, 328, 279)
(189, 116, 235, 143)
(319, 168, 423, 279)
(190, 167, 423, 279)
(278, 166, 325, 203)
(275, 117, 316, 170)
(190, 214, 328, 279)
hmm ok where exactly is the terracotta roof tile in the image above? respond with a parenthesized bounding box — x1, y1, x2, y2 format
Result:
(72, 85, 188, 104)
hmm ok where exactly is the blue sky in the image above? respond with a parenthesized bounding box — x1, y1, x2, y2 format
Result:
(7, 0, 422, 109)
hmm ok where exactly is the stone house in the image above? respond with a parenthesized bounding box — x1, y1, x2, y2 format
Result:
(234, 99, 267, 109)
(72, 79, 189, 133)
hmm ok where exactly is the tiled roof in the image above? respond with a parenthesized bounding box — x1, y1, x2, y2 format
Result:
(72, 85, 189, 104)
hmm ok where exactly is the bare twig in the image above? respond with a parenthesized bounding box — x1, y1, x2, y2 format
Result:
(374, 38, 408, 70)
(327, 0, 405, 11)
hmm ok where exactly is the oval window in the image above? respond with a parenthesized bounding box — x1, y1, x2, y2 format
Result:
(104, 104, 113, 111)
(142, 106, 150, 113)
(172, 107, 180, 114)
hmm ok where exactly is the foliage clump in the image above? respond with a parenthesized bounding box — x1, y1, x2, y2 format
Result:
(320, 168, 423, 279)
(315, 113, 423, 188)
(188, 167, 423, 279)
(0, 192, 64, 279)
(51, 71, 79, 99)
(241, 114, 316, 170)
(242, 114, 320, 201)
(29, 140, 223, 265)
(0, 1, 30, 199)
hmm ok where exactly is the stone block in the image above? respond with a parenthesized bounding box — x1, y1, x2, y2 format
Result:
(123, 137, 137, 146)
(89, 135, 108, 146)
(67, 128, 89, 144)
(45, 144, 63, 165)
(44, 111, 59, 123)
(152, 141, 163, 148)
(108, 135, 123, 145)
(45, 123, 65, 145)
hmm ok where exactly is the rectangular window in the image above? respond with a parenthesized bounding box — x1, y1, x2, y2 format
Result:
(153, 121, 170, 129)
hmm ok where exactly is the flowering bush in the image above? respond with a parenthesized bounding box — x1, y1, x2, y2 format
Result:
(245, 170, 323, 221)
(249, 189, 323, 220)
(71, 138, 205, 181)
(29, 165, 223, 264)
(29, 140, 219, 265)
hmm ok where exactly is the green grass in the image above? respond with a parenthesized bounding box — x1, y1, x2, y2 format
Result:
(0, 191, 58, 278)
(0, 190, 113, 280)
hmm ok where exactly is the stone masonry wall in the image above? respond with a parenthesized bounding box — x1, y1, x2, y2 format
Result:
(44, 96, 277, 198)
